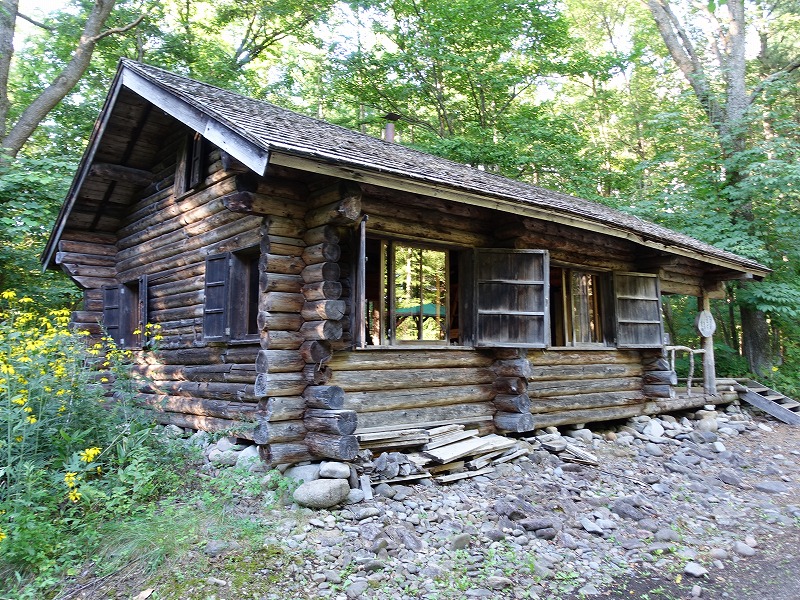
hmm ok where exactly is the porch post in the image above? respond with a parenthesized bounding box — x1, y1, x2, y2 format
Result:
(698, 292, 718, 397)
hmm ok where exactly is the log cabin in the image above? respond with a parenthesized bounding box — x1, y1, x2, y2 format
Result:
(42, 59, 770, 465)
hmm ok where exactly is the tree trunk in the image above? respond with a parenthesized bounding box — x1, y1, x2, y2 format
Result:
(740, 302, 771, 377)
(1, 0, 144, 157)
(0, 0, 19, 143)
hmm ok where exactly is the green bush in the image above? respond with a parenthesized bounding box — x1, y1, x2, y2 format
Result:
(0, 291, 185, 596)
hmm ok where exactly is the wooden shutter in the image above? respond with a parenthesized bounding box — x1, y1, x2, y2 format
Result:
(102, 284, 121, 345)
(614, 272, 664, 348)
(137, 275, 148, 348)
(474, 249, 549, 348)
(353, 217, 367, 349)
(204, 253, 230, 341)
(188, 133, 205, 189)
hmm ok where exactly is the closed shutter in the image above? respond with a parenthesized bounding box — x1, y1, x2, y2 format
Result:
(137, 274, 148, 348)
(475, 249, 549, 348)
(614, 272, 664, 348)
(204, 253, 230, 341)
(103, 284, 121, 345)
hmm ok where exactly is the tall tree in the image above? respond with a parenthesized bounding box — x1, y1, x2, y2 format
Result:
(645, 0, 800, 375)
(0, 0, 144, 158)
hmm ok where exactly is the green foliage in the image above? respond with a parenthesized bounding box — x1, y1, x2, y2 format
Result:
(0, 155, 80, 307)
(0, 293, 186, 596)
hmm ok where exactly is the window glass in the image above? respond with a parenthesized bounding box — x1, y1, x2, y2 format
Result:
(551, 267, 605, 346)
(393, 245, 448, 342)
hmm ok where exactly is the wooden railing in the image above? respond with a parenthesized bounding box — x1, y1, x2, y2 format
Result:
(665, 345, 705, 396)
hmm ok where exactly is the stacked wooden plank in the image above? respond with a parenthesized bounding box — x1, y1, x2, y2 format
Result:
(403, 425, 531, 483)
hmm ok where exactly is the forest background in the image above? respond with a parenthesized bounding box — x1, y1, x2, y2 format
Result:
(1, 0, 799, 390)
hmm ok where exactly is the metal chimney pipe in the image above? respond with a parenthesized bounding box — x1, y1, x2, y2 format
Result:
(383, 112, 401, 143)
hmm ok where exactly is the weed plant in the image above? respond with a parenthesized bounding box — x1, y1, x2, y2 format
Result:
(0, 292, 185, 598)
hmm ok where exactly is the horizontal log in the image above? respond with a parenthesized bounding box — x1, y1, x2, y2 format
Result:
(300, 320, 343, 341)
(252, 419, 307, 445)
(328, 349, 494, 371)
(56, 251, 115, 267)
(259, 442, 314, 466)
(527, 349, 643, 366)
(529, 390, 645, 414)
(302, 242, 341, 265)
(331, 367, 495, 392)
(261, 292, 304, 313)
(493, 377, 528, 395)
(304, 224, 341, 245)
(158, 347, 225, 365)
(303, 385, 345, 410)
(643, 384, 675, 399)
(643, 370, 678, 386)
(263, 396, 306, 421)
(235, 192, 308, 220)
(263, 329, 305, 350)
(299, 340, 332, 364)
(642, 356, 671, 371)
(256, 311, 303, 332)
(494, 412, 535, 433)
(60, 262, 116, 278)
(343, 384, 495, 414)
(260, 253, 305, 275)
(305, 432, 359, 461)
(365, 213, 492, 247)
(136, 394, 259, 420)
(90, 162, 156, 186)
(492, 358, 533, 379)
(262, 273, 303, 293)
(302, 300, 346, 321)
(254, 372, 307, 397)
(254, 349, 305, 374)
(494, 393, 532, 413)
(531, 404, 648, 429)
(58, 239, 117, 256)
(305, 182, 362, 228)
(304, 364, 332, 385)
(528, 363, 642, 382)
(301, 280, 342, 301)
(301, 262, 340, 284)
(355, 401, 495, 431)
(264, 215, 306, 238)
(528, 377, 642, 398)
(142, 380, 257, 402)
(304, 409, 358, 436)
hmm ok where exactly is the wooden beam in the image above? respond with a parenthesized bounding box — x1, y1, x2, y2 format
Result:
(89, 162, 156, 187)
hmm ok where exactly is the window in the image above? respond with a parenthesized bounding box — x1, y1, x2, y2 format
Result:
(549, 267, 607, 346)
(176, 131, 206, 195)
(354, 232, 664, 350)
(103, 276, 147, 348)
(361, 238, 458, 345)
(203, 249, 260, 342)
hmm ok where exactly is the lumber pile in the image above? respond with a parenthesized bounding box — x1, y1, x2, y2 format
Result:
(409, 425, 532, 483)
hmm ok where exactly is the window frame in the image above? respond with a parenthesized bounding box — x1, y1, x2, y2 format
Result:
(550, 266, 610, 348)
(102, 275, 147, 349)
(203, 248, 260, 344)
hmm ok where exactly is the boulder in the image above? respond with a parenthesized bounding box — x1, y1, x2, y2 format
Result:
(293, 478, 350, 509)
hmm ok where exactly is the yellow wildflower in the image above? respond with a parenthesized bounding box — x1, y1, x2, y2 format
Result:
(26, 415, 37, 424)
(23, 405, 32, 413)
(100, 377, 109, 383)
(0, 364, 15, 375)
(64, 472, 78, 487)
(79, 447, 102, 463)
(19, 297, 33, 303)
(0, 528, 6, 542)
(68, 489, 82, 503)
(1, 290, 16, 300)
(15, 436, 22, 442)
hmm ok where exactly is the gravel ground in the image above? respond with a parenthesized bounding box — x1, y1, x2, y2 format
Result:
(64, 403, 800, 600)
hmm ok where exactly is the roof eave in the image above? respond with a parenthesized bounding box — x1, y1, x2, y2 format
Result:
(268, 150, 771, 280)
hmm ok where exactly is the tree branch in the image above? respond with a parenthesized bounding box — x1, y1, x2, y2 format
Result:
(89, 13, 145, 43)
(748, 57, 800, 104)
(16, 11, 55, 31)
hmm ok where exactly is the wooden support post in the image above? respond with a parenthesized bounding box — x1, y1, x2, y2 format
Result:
(699, 293, 718, 397)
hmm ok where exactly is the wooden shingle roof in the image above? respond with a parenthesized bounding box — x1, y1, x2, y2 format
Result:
(44, 59, 770, 278)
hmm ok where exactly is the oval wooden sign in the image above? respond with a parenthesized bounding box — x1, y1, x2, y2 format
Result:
(696, 310, 716, 337)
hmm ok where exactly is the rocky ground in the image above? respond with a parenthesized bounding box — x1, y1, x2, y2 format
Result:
(67, 403, 800, 600)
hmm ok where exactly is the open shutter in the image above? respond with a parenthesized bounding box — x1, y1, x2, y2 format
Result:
(353, 216, 368, 349)
(614, 272, 664, 348)
(103, 284, 121, 345)
(188, 133, 205, 189)
(204, 253, 230, 341)
(475, 249, 549, 348)
(137, 275, 148, 348)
